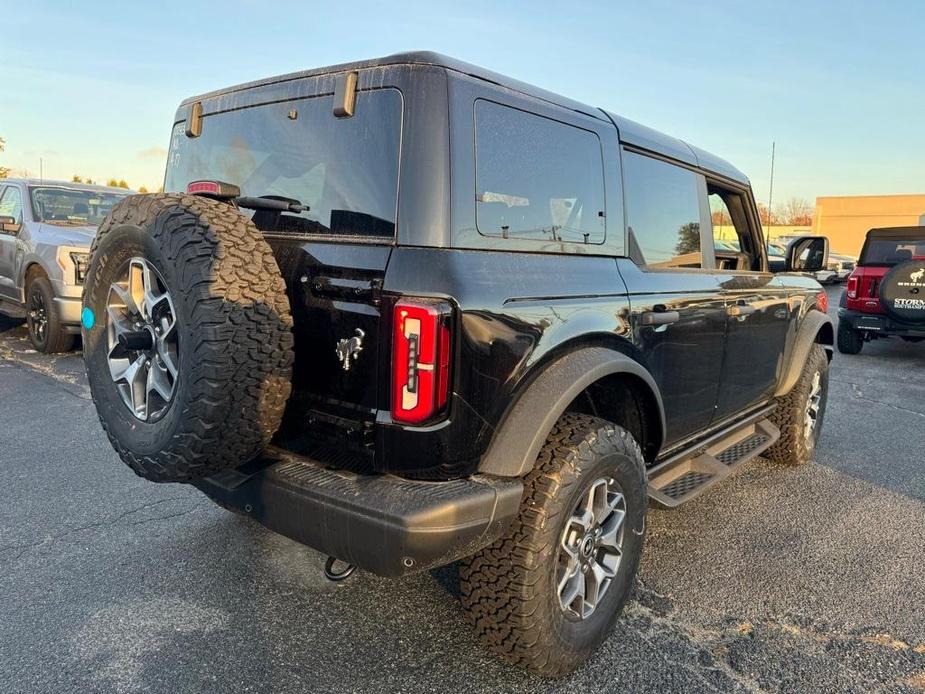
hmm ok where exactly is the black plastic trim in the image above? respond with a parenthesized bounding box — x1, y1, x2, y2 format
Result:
(194, 446, 523, 577)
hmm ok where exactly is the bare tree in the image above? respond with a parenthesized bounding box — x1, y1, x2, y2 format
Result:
(756, 202, 778, 226)
(777, 197, 814, 226)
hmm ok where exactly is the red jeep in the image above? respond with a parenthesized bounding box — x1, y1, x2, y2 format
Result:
(837, 226, 925, 353)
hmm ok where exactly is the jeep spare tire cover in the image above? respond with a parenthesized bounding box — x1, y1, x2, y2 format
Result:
(82, 194, 294, 482)
(879, 259, 925, 324)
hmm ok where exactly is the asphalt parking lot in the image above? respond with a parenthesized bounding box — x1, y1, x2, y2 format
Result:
(1, 283, 924, 694)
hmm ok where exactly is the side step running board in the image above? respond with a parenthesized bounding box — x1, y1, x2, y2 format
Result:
(648, 417, 780, 508)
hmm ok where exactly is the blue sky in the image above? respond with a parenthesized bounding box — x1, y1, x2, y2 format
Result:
(2, 0, 923, 205)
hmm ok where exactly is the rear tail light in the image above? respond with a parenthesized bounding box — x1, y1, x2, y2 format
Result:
(847, 274, 859, 299)
(815, 290, 828, 313)
(392, 300, 452, 425)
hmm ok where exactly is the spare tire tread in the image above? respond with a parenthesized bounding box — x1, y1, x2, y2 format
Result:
(86, 193, 294, 482)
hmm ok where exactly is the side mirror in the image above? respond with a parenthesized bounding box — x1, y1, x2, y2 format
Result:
(0, 215, 22, 234)
(784, 236, 829, 272)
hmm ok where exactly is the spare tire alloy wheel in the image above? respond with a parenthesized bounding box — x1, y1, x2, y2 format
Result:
(82, 193, 294, 483)
(106, 258, 178, 422)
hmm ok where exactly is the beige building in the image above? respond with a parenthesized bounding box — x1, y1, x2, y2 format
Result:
(812, 194, 925, 256)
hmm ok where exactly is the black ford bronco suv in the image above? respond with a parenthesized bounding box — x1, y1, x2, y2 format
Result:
(837, 226, 925, 354)
(82, 52, 834, 675)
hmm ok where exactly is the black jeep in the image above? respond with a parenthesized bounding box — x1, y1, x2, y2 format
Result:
(82, 52, 834, 676)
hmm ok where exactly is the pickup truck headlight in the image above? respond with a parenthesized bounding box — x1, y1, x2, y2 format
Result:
(70, 252, 89, 284)
(56, 247, 90, 285)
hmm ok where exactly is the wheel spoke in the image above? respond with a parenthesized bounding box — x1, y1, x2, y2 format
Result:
(559, 565, 585, 612)
(147, 361, 173, 402)
(598, 508, 626, 551)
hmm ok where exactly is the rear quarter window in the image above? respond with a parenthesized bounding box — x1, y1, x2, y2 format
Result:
(165, 88, 402, 239)
(474, 100, 605, 244)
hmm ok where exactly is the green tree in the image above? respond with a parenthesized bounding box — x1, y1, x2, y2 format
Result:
(138, 185, 149, 193)
(117, 179, 129, 189)
(0, 137, 9, 179)
(72, 174, 83, 183)
(106, 178, 119, 187)
(674, 222, 701, 255)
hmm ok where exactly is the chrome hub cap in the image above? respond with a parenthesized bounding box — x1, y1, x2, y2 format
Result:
(804, 371, 822, 440)
(106, 258, 178, 421)
(557, 477, 626, 620)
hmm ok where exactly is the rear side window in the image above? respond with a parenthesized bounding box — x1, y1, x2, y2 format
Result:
(623, 151, 703, 268)
(165, 88, 402, 238)
(474, 100, 605, 244)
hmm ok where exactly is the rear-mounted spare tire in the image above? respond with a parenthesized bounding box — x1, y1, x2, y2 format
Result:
(82, 193, 294, 482)
(879, 259, 925, 324)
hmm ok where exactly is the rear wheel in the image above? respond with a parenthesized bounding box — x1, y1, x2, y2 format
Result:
(26, 275, 75, 353)
(766, 344, 829, 466)
(836, 319, 863, 355)
(82, 193, 294, 482)
(459, 413, 647, 676)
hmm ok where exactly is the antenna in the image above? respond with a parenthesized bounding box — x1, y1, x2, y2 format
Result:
(766, 141, 775, 247)
(39, 157, 43, 183)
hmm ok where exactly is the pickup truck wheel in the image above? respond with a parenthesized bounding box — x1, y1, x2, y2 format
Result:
(836, 319, 863, 354)
(766, 344, 829, 466)
(459, 413, 647, 677)
(26, 276, 75, 353)
(82, 193, 294, 483)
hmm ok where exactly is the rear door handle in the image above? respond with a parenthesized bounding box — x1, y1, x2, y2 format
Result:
(727, 305, 757, 317)
(639, 310, 680, 326)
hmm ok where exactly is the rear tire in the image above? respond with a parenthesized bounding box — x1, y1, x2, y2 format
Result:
(836, 320, 863, 354)
(26, 276, 75, 353)
(766, 344, 829, 466)
(459, 413, 647, 677)
(82, 193, 294, 483)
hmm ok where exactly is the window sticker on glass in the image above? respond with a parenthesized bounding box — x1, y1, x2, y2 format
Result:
(477, 192, 529, 207)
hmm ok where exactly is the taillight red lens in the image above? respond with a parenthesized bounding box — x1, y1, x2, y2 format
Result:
(816, 290, 828, 313)
(847, 274, 859, 299)
(392, 300, 452, 424)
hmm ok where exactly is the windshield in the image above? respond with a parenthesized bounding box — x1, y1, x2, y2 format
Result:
(165, 88, 402, 239)
(30, 187, 129, 225)
(860, 237, 925, 266)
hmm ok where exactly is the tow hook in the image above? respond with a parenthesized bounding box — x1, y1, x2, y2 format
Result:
(324, 556, 356, 582)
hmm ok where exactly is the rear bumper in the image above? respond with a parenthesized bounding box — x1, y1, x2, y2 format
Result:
(839, 308, 925, 337)
(194, 447, 523, 577)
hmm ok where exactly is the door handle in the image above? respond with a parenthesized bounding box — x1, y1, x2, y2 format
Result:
(639, 310, 680, 326)
(727, 304, 757, 317)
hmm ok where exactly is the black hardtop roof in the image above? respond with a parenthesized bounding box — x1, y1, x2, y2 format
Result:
(866, 226, 925, 239)
(179, 51, 749, 186)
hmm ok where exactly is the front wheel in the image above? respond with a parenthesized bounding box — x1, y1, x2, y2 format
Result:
(766, 344, 829, 466)
(26, 276, 75, 353)
(459, 413, 647, 676)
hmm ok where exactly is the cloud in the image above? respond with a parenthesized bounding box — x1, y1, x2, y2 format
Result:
(137, 146, 167, 160)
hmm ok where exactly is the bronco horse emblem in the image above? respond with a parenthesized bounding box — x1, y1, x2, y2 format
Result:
(910, 268, 925, 283)
(335, 328, 365, 371)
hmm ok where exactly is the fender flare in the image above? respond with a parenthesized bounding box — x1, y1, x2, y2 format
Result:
(478, 347, 666, 477)
(774, 310, 834, 397)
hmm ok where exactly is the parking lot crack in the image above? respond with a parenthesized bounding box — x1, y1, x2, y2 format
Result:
(0, 496, 203, 566)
